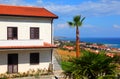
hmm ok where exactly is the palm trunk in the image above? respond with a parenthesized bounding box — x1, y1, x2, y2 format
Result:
(76, 26, 80, 57)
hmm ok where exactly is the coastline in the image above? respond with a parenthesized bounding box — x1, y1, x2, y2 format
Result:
(54, 37, 120, 48)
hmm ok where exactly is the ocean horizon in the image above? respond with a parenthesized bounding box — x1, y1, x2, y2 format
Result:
(55, 37, 120, 48)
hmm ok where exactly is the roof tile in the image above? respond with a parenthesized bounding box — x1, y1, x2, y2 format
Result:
(0, 42, 57, 49)
(0, 4, 58, 18)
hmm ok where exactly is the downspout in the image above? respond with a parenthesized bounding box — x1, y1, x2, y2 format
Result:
(51, 18, 53, 64)
(51, 18, 53, 44)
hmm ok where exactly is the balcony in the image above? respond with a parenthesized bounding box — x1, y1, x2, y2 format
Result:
(0, 40, 43, 47)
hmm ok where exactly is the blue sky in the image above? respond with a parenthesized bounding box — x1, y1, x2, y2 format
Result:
(1, 0, 120, 38)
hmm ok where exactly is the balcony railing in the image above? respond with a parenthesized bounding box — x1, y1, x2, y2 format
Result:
(0, 40, 43, 46)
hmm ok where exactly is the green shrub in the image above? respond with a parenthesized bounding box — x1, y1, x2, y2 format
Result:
(61, 51, 117, 79)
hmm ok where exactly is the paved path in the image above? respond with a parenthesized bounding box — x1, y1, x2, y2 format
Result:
(52, 51, 64, 79)
(53, 54, 62, 71)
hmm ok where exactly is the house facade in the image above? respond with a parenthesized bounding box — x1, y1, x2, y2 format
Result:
(0, 4, 58, 74)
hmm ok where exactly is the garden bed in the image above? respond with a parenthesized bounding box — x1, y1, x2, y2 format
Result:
(13, 75, 54, 79)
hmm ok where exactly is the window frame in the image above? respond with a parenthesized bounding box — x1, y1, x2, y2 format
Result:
(30, 53, 39, 65)
(30, 27, 39, 39)
(7, 27, 18, 40)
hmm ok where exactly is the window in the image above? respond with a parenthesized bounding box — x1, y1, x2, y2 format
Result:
(7, 27, 18, 40)
(30, 27, 39, 39)
(30, 53, 39, 64)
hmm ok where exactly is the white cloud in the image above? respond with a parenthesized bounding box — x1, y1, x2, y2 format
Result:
(56, 23, 68, 29)
(82, 24, 95, 28)
(37, 0, 43, 4)
(0, 0, 25, 5)
(0, 0, 42, 6)
(101, 0, 119, 2)
(0, 0, 120, 16)
(45, 0, 120, 16)
(55, 23, 95, 30)
(113, 24, 120, 29)
(45, 4, 76, 13)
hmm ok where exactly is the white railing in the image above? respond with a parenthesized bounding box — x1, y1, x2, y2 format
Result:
(0, 40, 43, 46)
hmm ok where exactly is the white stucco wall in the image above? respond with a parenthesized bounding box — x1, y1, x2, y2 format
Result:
(0, 16, 52, 43)
(0, 16, 54, 74)
(0, 49, 52, 74)
(0, 52, 7, 73)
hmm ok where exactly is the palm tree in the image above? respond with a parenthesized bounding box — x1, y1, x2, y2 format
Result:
(68, 15, 85, 57)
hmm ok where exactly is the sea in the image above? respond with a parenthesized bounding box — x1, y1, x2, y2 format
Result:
(57, 37, 120, 48)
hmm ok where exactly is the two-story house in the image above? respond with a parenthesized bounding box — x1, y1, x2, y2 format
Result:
(0, 4, 58, 74)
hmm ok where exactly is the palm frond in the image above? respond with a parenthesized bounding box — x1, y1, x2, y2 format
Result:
(68, 15, 85, 28)
(81, 17, 85, 23)
(77, 21, 82, 27)
(67, 22, 75, 27)
(62, 51, 117, 79)
(74, 15, 80, 23)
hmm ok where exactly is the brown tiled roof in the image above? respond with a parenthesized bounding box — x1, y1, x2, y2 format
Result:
(0, 4, 58, 18)
(0, 42, 57, 49)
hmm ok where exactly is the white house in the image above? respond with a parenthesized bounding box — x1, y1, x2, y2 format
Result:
(0, 4, 58, 74)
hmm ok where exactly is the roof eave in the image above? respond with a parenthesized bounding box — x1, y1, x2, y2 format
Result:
(0, 46, 57, 49)
(0, 14, 58, 19)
